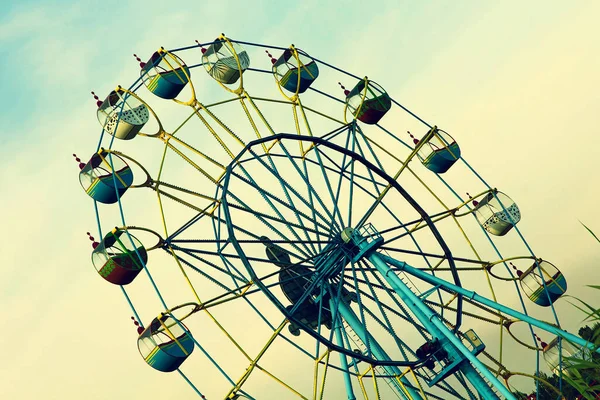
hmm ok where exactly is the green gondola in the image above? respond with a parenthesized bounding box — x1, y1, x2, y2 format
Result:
(91, 229, 146, 285)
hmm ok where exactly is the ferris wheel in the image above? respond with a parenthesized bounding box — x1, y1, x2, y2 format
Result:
(76, 34, 597, 400)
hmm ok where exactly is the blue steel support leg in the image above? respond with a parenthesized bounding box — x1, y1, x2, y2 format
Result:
(336, 299, 423, 400)
(330, 297, 357, 400)
(367, 252, 510, 400)
(380, 254, 600, 355)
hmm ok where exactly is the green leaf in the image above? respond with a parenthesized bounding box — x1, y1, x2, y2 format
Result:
(580, 220, 600, 244)
(567, 297, 600, 321)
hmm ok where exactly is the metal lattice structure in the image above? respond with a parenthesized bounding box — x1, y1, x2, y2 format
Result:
(76, 35, 597, 400)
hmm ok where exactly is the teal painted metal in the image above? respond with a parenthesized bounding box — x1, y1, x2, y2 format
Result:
(329, 297, 357, 400)
(336, 298, 421, 400)
(381, 254, 600, 355)
(365, 250, 508, 399)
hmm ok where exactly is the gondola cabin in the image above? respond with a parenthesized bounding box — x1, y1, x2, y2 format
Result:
(345, 79, 391, 125)
(97, 89, 149, 140)
(472, 191, 521, 236)
(202, 39, 250, 85)
(79, 150, 134, 204)
(272, 48, 319, 94)
(519, 260, 567, 306)
(141, 50, 190, 100)
(138, 313, 194, 372)
(416, 127, 461, 173)
(543, 337, 583, 377)
(91, 228, 146, 285)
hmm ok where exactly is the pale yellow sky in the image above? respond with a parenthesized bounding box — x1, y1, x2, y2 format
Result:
(1, 1, 599, 399)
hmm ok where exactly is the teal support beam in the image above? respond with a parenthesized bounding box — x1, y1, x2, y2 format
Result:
(329, 297, 357, 400)
(367, 251, 508, 399)
(336, 299, 423, 400)
(380, 254, 600, 355)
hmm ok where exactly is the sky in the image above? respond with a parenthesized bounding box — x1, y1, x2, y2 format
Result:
(1, 1, 599, 399)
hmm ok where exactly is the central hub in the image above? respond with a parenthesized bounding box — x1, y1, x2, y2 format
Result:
(313, 228, 362, 280)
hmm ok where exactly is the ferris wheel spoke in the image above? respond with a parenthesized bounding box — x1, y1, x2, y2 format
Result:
(276, 141, 344, 234)
(345, 261, 410, 357)
(198, 257, 318, 310)
(292, 151, 388, 193)
(225, 193, 316, 259)
(301, 144, 346, 229)
(429, 377, 470, 400)
(308, 148, 418, 241)
(329, 131, 354, 227)
(382, 215, 457, 246)
(328, 299, 359, 399)
(346, 156, 357, 228)
(234, 151, 340, 234)
(424, 298, 502, 326)
(374, 205, 445, 276)
(380, 247, 489, 269)
(346, 142, 386, 198)
(263, 153, 320, 256)
(343, 278, 427, 336)
(210, 240, 254, 291)
(170, 248, 247, 289)
(355, 290, 415, 360)
(455, 370, 479, 400)
(234, 163, 316, 258)
(244, 148, 340, 237)
(378, 209, 455, 239)
(354, 123, 388, 172)
(303, 135, 451, 287)
(255, 151, 342, 237)
(301, 158, 324, 253)
(304, 155, 392, 222)
(226, 194, 328, 238)
(173, 244, 292, 269)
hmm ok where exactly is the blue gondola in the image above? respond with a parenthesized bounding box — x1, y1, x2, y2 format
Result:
(519, 260, 567, 306)
(142, 50, 190, 99)
(138, 314, 195, 372)
(79, 150, 134, 204)
(412, 127, 461, 173)
(272, 48, 319, 94)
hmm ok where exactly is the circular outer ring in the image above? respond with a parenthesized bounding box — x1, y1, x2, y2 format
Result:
(219, 133, 464, 367)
